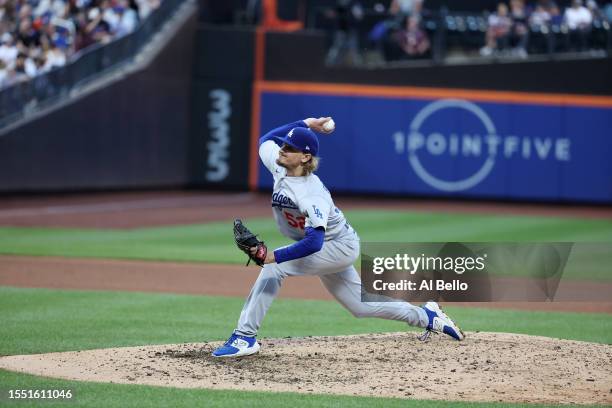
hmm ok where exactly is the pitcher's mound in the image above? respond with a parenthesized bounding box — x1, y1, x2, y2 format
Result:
(1, 332, 610, 405)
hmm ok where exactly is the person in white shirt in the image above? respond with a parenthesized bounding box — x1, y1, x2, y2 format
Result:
(43, 44, 66, 71)
(564, 0, 593, 50)
(114, 0, 139, 37)
(0, 34, 19, 68)
(565, 0, 594, 29)
(480, 3, 513, 56)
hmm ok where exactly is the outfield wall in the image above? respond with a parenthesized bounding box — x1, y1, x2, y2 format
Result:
(189, 26, 254, 190)
(253, 82, 612, 203)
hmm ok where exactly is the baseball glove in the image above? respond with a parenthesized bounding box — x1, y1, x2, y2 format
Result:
(233, 219, 267, 267)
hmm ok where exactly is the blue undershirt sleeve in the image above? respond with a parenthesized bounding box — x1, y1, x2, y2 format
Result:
(259, 120, 308, 146)
(274, 226, 325, 263)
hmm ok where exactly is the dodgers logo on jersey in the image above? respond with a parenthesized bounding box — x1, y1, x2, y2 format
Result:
(312, 205, 323, 219)
(271, 192, 299, 210)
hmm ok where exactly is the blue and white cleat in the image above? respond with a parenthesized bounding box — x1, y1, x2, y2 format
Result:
(211, 333, 260, 358)
(420, 301, 465, 341)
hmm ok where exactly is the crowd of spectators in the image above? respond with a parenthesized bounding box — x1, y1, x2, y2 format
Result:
(0, 0, 161, 90)
(322, 0, 612, 66)
(481, 0, 611, 57)
(325, 0, 430, 66)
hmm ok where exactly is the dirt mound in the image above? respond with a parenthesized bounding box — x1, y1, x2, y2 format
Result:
(1, 332, 610, 405)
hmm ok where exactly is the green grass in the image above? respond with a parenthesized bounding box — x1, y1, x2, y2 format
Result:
(0, 287, 610, 408)
(0, 211, 611, 281)
(0, 211, 611, 265)
(1, 287, 610, 356)
(4, 370, 599, 408)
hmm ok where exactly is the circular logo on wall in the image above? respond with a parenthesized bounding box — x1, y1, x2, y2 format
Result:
(408, 99, 497, 192)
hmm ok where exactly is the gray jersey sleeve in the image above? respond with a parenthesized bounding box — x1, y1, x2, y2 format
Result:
(259, 141, 281, 175)
(301, 195, 330, 230)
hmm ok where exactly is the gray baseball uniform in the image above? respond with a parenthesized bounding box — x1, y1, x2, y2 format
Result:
(234, 140, 428, 337)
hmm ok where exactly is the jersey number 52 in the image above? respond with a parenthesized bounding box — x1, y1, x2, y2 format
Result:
(284, 211, 305, 229)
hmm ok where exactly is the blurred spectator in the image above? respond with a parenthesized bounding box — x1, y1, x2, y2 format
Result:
(586, 0, 605, 22)
(115, 0, 139, 37)
(480, 3, 512, 56)
(529, 1, 554, 53)
(86, 6, 113, 45)
(392, 14, 429, 58)
(0, 33, 18, 64)
(43, 42, 66, 71)
(366, 0, 425, 62)
(18, 19, 40, 48)
(536, 0, 562, 24)
(13, 53, 28, 78)
(564, 0, 593, 29)
(23, 51, 37, 76)
(564, 0, 593, 50)
(509, 0, 530, 57)
(325, 0, 364, 66)
(530, 3, 552, 28)
(382, 0, 424, 39)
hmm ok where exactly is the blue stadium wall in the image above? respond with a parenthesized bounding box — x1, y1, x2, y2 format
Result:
(254, 83, 612, 203)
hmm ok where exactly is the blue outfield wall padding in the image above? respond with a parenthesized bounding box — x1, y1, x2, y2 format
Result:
(256, 92, 612, 203)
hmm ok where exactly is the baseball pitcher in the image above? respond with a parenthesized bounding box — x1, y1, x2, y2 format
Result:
(213, 117, 464, 358)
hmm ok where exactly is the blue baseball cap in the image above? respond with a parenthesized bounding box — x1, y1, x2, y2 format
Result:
(273, 127, 319, 156)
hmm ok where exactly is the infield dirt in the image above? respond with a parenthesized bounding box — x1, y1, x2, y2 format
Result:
(1, 332, 611, 405)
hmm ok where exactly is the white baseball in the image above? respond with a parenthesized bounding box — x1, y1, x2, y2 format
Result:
(323, 119, 335, 132)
